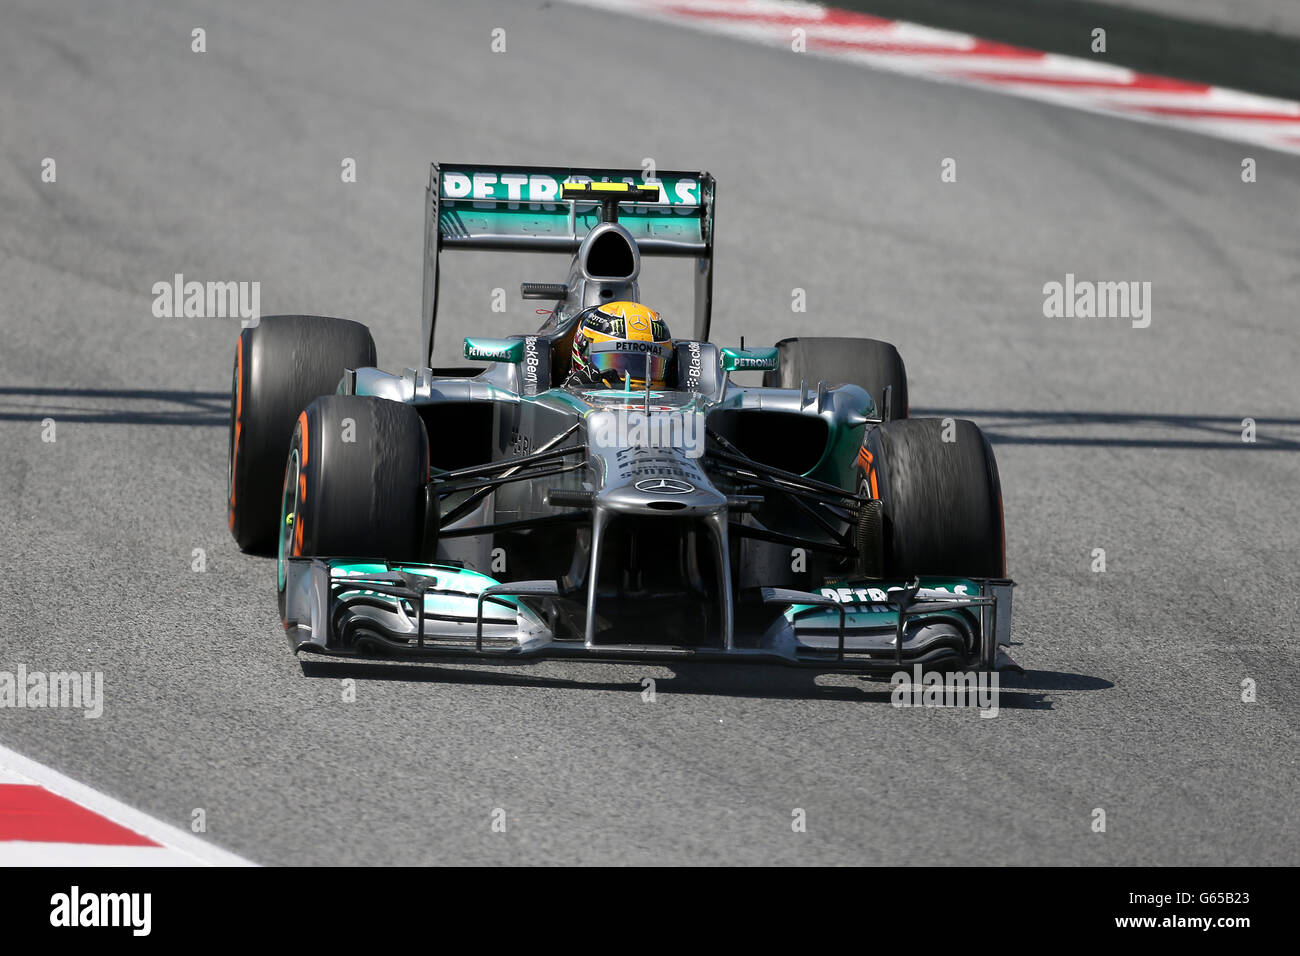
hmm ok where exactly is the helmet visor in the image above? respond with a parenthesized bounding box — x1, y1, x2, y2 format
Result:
(588, 340, 672, 385)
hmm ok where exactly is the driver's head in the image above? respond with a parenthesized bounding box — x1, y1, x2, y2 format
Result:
(571, 302, 673, 387)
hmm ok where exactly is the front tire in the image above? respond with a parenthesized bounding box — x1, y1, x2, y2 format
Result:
(278, 395, 430, 582)
(860, 418, 1005, 579)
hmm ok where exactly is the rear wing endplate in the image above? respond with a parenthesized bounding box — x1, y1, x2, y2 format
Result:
(422, 163, 715, 364)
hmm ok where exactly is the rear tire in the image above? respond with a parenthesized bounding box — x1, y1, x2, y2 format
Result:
(860, 418, 1004, 578)
(765, 336, 908, 420)
(228, 315, 376, 553)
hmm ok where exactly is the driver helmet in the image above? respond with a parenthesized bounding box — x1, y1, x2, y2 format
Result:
(570, 301, 672, 388)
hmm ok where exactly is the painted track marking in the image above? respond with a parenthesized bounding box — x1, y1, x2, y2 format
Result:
(0, 742, 255, 866)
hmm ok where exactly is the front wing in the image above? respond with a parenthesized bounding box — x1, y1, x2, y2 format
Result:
(281, 558, 1018, 673)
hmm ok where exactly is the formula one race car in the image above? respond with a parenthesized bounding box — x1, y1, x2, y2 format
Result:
(227, 163, 1017, 672)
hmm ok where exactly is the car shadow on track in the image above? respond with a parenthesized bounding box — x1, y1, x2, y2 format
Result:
(914, 407, 1300, 451)
(301, 659, 1106, 709)
(0, 386, 226, 426)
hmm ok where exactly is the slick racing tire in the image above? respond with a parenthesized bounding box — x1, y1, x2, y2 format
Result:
(277, 395, 430, 604)
(764, 337, 908, 420)
(228, 315, 376, 553)
(860, 418, 1005, 579)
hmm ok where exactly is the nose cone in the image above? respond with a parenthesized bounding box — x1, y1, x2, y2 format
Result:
(586, 405, 725, 513)
(601, 472, 728, 515)
(591, 434, 726, 515)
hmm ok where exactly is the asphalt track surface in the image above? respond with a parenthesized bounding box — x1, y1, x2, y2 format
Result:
(1, 0, 1297, 866)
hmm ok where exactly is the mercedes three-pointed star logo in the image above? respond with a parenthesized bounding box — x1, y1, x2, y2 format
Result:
(634, 477, 695, 495)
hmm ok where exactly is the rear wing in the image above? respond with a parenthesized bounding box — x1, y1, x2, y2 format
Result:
(421, 163, 716, 365)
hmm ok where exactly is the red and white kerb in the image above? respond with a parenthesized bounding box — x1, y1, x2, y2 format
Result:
(566, 0, 1300, 155)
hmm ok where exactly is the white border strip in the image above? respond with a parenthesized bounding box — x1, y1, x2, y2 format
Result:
(0, 741, 256, 867)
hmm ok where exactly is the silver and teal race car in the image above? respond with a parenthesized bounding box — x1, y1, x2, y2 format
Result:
(227, 163, 1017, 672)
